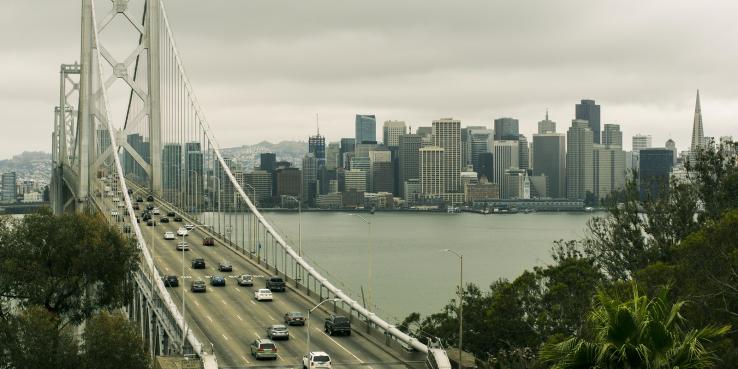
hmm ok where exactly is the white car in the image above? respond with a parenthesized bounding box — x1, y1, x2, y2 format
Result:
(303, 352, 331, 369)
(110, 210, 119, 217)
(112, 197, 119, 203)
(254, 288, 273, 301)
(176, 227, 188, 236)
(184, 224, 195, 230)
(176, 243, 190, 251)
(164, 231, 175, 240)
(152, 207, 161, 215)
(117, 202, 125, 208)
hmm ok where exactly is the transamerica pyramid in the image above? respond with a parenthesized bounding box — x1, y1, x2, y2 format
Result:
(690, 90, 705, 152)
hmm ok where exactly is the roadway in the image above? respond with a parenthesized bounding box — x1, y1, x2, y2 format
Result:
(101, 192, 421, 369)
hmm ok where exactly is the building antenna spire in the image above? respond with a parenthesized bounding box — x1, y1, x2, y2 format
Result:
(546, 108, 549, 121)
(316, 113, 320, 136)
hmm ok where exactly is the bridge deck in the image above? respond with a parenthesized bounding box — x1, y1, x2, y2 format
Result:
(102, 194, 425, 369)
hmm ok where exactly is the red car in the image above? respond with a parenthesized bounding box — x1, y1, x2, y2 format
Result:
(202, 237, 215, 246)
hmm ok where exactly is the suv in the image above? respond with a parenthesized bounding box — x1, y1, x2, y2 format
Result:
(191, 258, 206, 269)
(324, 314, 351, 336)
(202, 237, 215, 246)
(303, 352, 331, 369)
(284, 311, 305, 326)
(238, 274, 253, 286)
(167, 211, 176, 217)
(250, 339, 277, 360)
(266, 324, 289, 340)
(266, 276, 286, 292)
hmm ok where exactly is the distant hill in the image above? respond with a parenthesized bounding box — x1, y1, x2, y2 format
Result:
(0, 151, 52, 184)
(221, 141, 308, 170)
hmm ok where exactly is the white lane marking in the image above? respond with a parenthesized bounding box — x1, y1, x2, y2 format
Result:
(277, 354, 284, 361)
(267, 314, 275, 321)
(222, 333, 229, 341)
(317, 327, 366, 364)
(206, 315, 213, 323)
(221, 299, 228, 305)
(194, 300, 200, 307)
(253, 332, 260, 338)
(241, 355, 250, 364)
(236, 315, 243, 321)
(250, 300, 256, 305)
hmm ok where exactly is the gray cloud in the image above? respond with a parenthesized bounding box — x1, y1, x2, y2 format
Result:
(1, 0, 737, 159)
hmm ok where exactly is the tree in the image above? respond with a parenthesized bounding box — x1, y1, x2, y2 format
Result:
(0, 306, 80, 369)
(540, 286, 730, 369)
(81, 311, 151, 369)
(685, 139, 738, 222)
(0, 208, 139, 324)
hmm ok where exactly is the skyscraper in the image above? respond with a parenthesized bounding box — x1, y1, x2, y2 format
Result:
(639, 148, 674, 199)
(432, 118, 462, 193)
(602, 124, 623, 147)
(369, 151, 393, 193)
(575, 99, 601, 144)
(492, 140, 519, 198)
(518, 134, 530, 171)
(260, 153, 276, 173)
(477, 152, 494, 183)
(593, 144, 626, 200)
(665, 139, 677, 165)
(419, 146, 445, 197)
(162, 143, 182, 193)
(301, 153, 318, 205)
(566, 119, 594, 200)
(1, 172, 17, 203)
(537, 111, 556, 134)
(325, 142, 340, 170)
(398, 134, 422, 198)
(532, 133, 566, 198)
(691, 90, 705, 152)
(382, 120, 406, 147)
(355, 114, 376, 144)
(308, 133, 326, 166)
(494, 118, 520, 140)
(632, 134, 652, 170)
(339, 138, 356, 169)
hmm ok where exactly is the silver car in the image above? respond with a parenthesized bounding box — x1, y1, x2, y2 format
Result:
(266, 324, 289, 340)
(237, 274, 253, 287)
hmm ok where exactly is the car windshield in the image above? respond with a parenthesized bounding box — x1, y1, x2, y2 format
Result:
(241, 275, 251, 279)
(272, 325, 287, 331)
(270, 277, 283, 282)
(259, 289, 271, 293)
(314, 355, 330, 362)
(334, 317, 349, 323)
(290, 312, 303, 317)
(260, 343, 275, 350)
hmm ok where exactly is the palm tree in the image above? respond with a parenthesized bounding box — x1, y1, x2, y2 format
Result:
(540, 285, 730, 369)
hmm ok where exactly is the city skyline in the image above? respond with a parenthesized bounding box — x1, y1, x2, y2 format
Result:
(3, 1, 738, 159)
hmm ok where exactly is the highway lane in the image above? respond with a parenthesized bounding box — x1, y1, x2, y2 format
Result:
(106, 193, 414, 368)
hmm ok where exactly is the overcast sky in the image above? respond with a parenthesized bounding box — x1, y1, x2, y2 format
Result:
(2, 1, 737, 159)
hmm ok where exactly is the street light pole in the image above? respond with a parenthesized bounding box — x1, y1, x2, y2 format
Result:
(307, 298, 340, 355)
(180, 224, 201, 350)
(443, 248, 463, 369)
(349, 214, 372, 310)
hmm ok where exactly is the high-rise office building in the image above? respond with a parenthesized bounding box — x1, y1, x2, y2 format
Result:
(339, 138, 356, 168)
(276, 167, 301, 197)
(518, 134, 530, 171)
(344, 170, 367, 192)
(419, 146, 445, 197)
(532, 133, 566, 198)
(593, 144, 626, 200)
(355, 114, 376, 144)
(462, 126, 489, 167)
(566, 119, 594, 200)
(691, 90, 705, 152)
(308, 133, 326, 166)
(575, 99, 601, 144)
(432, 118, 461, 193)
(301, 153, 318, 205)
(382, 120, 406, 147)
(477, 152, 494, 182)
(416, 126, 433, 146)
(398, 134, 422, 197)
(504, 169, 530, 199)
(537, 111, 556, 134)
(602, 124, 623, 147)
(244, 170, 272, 205)
(665, 139, 677, 165)
(492, 140, 519, 198)
(494, 118, 520, 140)
(162, 143, 182, 192)
(369, 151, 393, 193)
(1, 172, 17, 203)
(639, 148, 674, 199)
(325, 142, 340, 170)
(260, 153, 277, 172)
(185, 142, 204, 206)
(632, 134, 652, 151)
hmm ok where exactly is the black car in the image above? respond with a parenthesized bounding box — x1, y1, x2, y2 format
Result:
(146, 204, 154, 211)
(324, 314, 351, 336)
(163, 275, 179, 287)
(173, 216, 183, 222)
(210, 275, 226, 286)
(127, 189, 133, 194)
(136, 197, 144, 203)
(191, 279, 206, 293)
(266, 276, 286, 292)
(167, 211, 176, 217)
(191, 258, 206, 269)
(160, 217, 170, 223)
(147, 195, 154, 202)
(147, 220, 156, 226)
(218, 260, 233, 272)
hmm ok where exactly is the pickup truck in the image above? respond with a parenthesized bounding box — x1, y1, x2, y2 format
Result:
(324, 314, 351, 336)
(265, 276, 286, 292)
